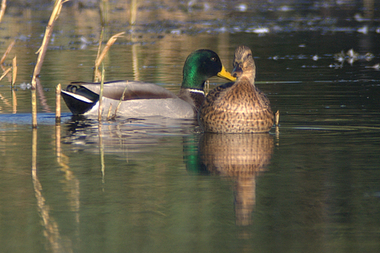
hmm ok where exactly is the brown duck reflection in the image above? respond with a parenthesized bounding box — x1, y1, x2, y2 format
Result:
(199, 133, 274, 226)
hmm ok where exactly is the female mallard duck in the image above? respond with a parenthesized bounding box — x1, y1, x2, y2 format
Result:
(61, 49, 235, 119)
(198, 45, 274, 133)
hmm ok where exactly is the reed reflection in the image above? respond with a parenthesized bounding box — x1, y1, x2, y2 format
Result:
(198, 133, 274, 226)
(32, 128, 74, 253)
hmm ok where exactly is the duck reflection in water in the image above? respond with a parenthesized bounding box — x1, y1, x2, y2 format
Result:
(196, 133, 274, 226)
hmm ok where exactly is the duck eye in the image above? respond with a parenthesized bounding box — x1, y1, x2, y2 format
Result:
(210, 57, 216, 62)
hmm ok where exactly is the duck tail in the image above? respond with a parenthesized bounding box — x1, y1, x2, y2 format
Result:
(61, 85, 99, 115)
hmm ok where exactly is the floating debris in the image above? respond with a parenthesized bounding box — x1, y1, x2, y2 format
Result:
(271, 55, 279, 60)
(312, 55, 319, 61)
(334, 51, 345, 63)
(365, 64, 380, 70)
(354, 13, 365, 22)
(19, 82, 32, 90)
(278, 5, 293, 12)
(346, 49, 358, 59)
(357, 25, 368, 34)
(247, 27, 270, 34)
(329, 63, 343, 69)
(332, 49, 373, 66)
(236, 3, 247, 12)
(79, 36, 92, 50)
(170, 29, 181, 35)
(297, 54, 307, 60)
(364, 52, 374, 61)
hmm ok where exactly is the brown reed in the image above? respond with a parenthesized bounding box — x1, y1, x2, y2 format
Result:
(0, 67, 11, 82)
(0, 40, 15, 65)
(55, 84, 61, 124)
(275, 110, 280, 126)
(98, 65, 105, 121)
(0, 0, 6, 24)
(93, 31, 125, 82)
(11, 56, 16, 87)
(31, 0, 68, 128)
(12, 56, 17, 113)
(111, 86, 128, 119)
(130, 0, 137, 25)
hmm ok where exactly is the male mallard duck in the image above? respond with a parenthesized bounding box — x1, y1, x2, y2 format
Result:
(198, 45, 274, 133)
(61, 49, 235, 119)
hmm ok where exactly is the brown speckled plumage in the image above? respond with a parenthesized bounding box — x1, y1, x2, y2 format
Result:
(199, 45, 274, 133)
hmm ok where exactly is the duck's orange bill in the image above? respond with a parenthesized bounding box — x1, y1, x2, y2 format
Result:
(217, 66, 236, 81)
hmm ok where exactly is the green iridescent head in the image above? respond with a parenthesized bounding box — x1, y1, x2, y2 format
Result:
(181, 49, 235, 89)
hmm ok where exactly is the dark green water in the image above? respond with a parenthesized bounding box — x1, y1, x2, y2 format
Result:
(1, 1, 380, 252)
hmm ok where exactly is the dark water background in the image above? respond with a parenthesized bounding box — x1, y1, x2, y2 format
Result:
(1, 1, 380, 252)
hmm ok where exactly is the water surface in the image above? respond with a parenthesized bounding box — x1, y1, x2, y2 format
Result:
(1, 1, 380, 252)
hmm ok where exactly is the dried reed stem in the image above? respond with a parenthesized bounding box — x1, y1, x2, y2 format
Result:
(32, 0, 68, 80)
(112, 85, 127, 119)
(31, 127, 38, 174)
(106, 103, 112, 120)
(55, 83, 61, 124)
(275, 110, 280, 139)
(99, 0, 109, 27)
(130, 0, 137, 25)
(94, 28, 104, 82)
(0, 0, 6, 24)
(98, 123, 105, 184)
(55, 124, 61, 159)
(93, 31, 125, 82)
(31, 89, 37, 127)
(11, 56, 16, 87)
(98, 65, 105, 121)
(12, 89, 17, 114)
(31, 0, 68, 128)
(11, 55, 17, 113)
(275, 110, 280, 126)
(0, 40, 15, 65)
(0, 67, 11, 81)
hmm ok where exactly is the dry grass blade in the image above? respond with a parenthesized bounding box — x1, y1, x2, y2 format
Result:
(99, 0, 109, 27)
(0, 67, 11, 81)
(95, 32, 125, 67)
(0, 0, 6, 24)
(112, 85, 128, 119)
(106, 103, 113, 120)
(0, 40, 15, 65)
(93, 31, 125, 81)
(93, 28, 104, 82)
(96, 28, 104, 66)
